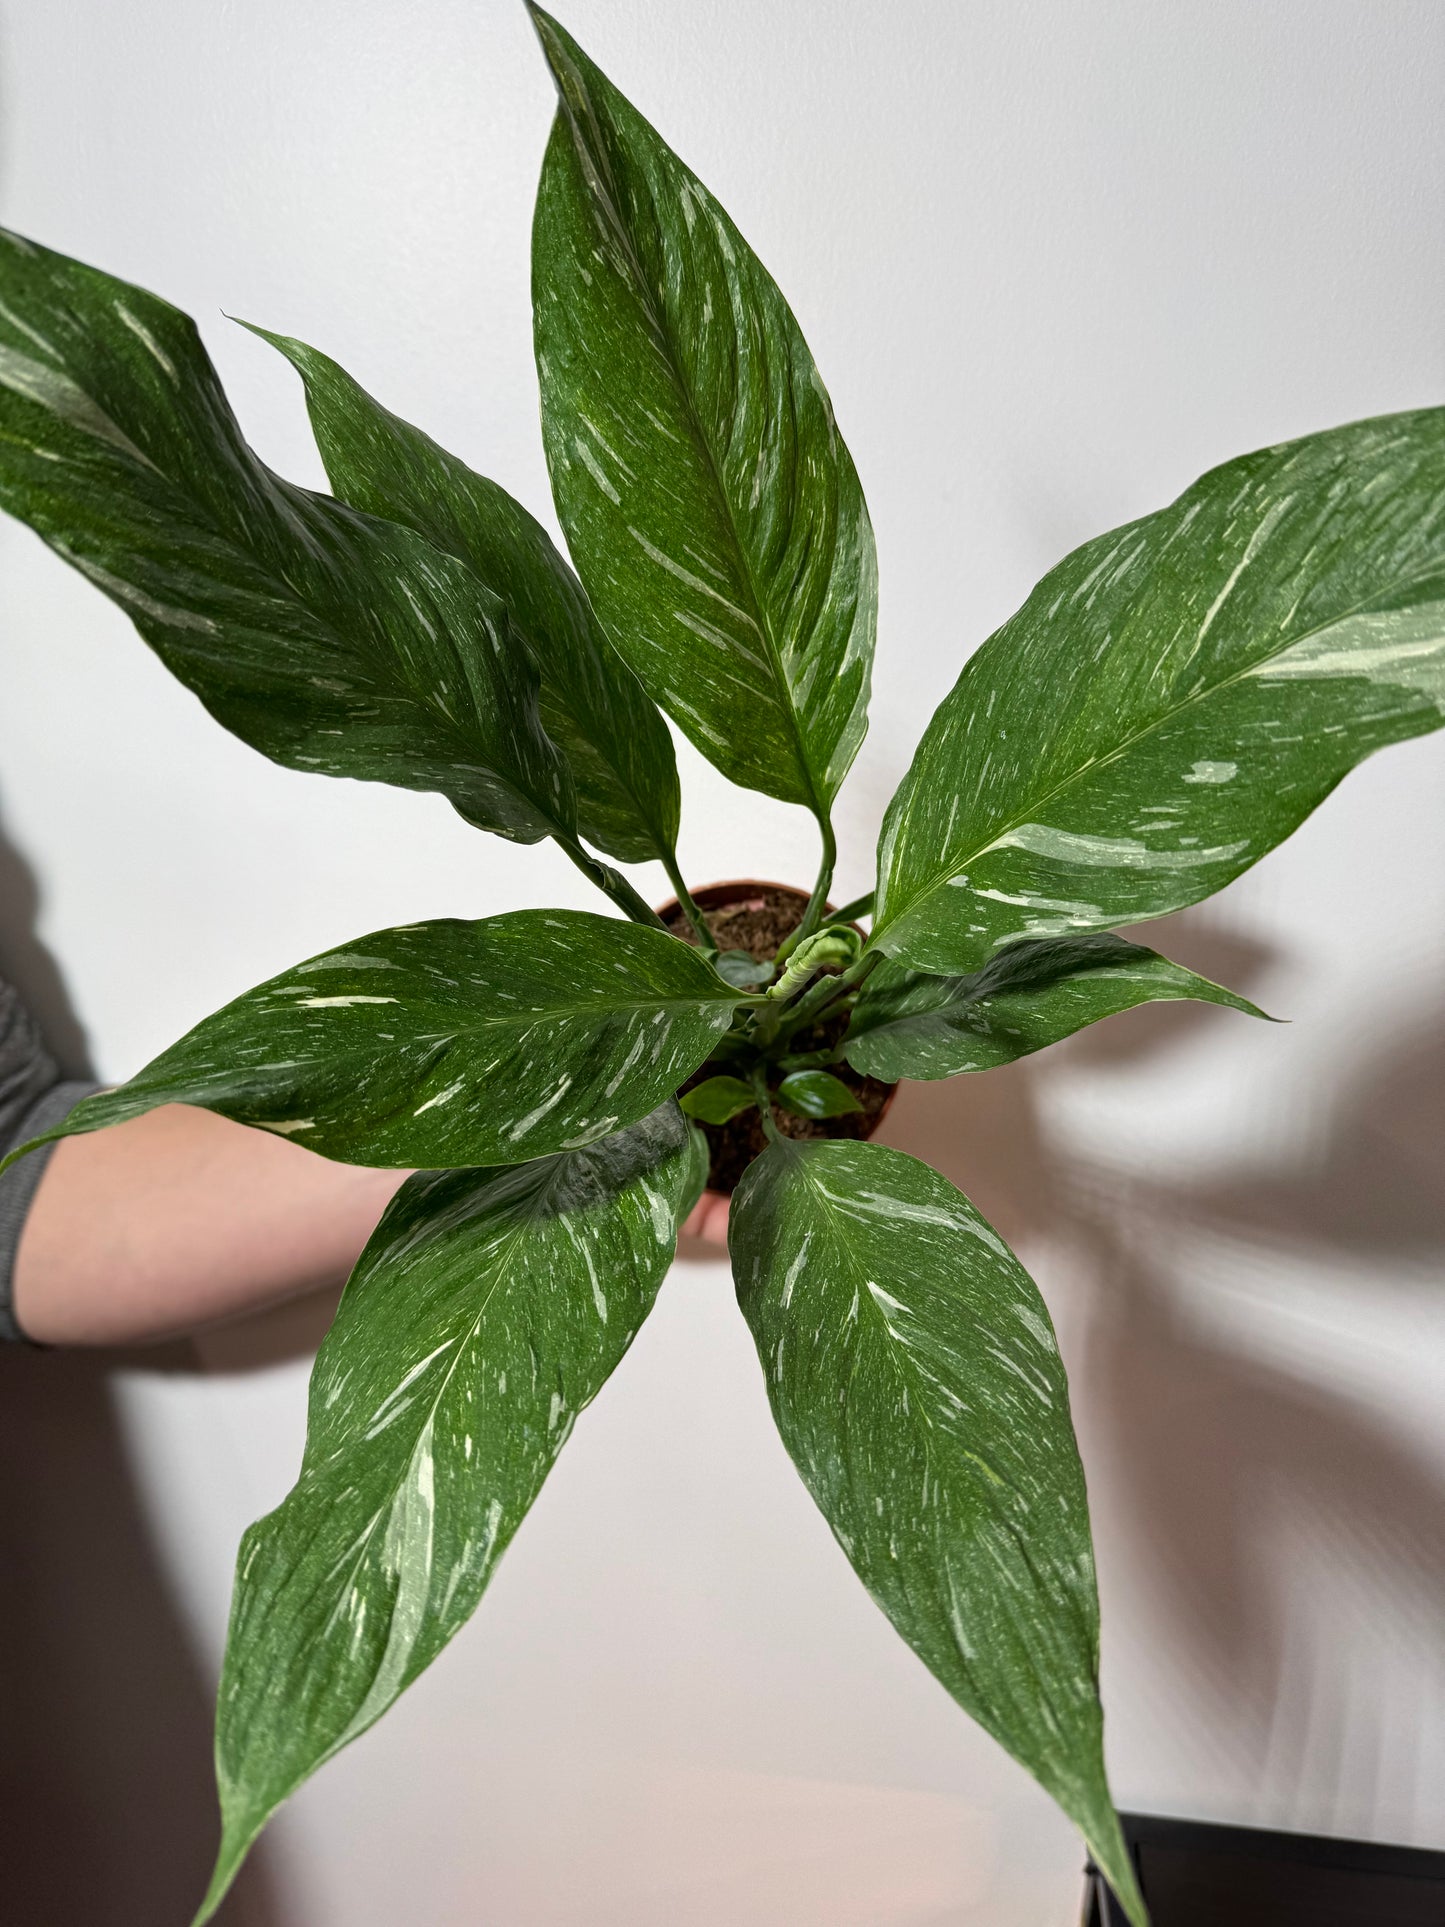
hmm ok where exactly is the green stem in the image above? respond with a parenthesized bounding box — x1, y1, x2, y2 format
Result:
(748, 1062, 782, 1143)
(773, 973, 846, 1042)
(662, 852, 717, 954)
(774, 945, 883, 1047)
(557, 835, 670, 932)
(748, 994, 783, 1050)
(775, 813, 837, 969)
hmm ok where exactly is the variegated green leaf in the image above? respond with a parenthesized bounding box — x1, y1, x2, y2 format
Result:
(0, 228, 571, 842)
(529, 5, 876, 814)
(845, 932, 1269, 1081)
(195, 1104, 699, 1923)
(242, 326, 680, 865)
(2, 912, 741, 1171)
(775, 1069, 863, 1118)
(730, 1138, 1144, 1926)
(875, 411, 1445, 973)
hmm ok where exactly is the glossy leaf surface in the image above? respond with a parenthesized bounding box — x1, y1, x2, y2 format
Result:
(195, 1104, 698, 1922)
(0, 230, 572, 842)
(7, 912, 740, 1170)
(846, 932, 1269, 1081)
(875, 411, 1445, 973)
(730, 1138, 1144, 1924)
(246, 326, 679, 864)
(679, 1074, 756, 1124)
(775, 1069, 863, 1118)
(715, 950, 774, 989)
(530, 6, 876, 813)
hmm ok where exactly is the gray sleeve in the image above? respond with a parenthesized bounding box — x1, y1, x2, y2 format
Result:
(0, 981, 99, 1342)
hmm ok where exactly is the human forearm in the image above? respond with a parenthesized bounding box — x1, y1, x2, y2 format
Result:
(13, 1104, 409, 1346)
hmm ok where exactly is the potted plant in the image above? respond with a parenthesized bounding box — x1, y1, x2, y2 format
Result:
(0, 9, 1440, 1923)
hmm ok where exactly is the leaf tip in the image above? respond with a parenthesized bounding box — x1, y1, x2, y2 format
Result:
(1080, 1802, 1150, 1927)
(0, 1127, 64, 1180)
(227, 316, 307, 368)
(190, 1827, 250, 1927)
(1233, 992, 1282, 1024)
(523, 0, 563, 54)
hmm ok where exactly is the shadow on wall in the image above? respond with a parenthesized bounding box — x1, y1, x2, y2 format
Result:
(0, 803, 291, 1927)
(880, 907, 1445, 1836)
(3, 770, 1444, 1921)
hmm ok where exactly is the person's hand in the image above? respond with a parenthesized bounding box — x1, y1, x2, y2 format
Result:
(680, 1188, 729, 1249)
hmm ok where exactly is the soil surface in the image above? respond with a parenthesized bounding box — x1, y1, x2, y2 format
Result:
(661, 883, 896, 1195)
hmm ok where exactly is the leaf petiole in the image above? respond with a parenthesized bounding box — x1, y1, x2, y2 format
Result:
(775, 813, 837, 966)
(556, 833, 671, 931)
(829, 889, 874, 926)
(662, 853, 718, 955)
(748, 1063, 783, 1143)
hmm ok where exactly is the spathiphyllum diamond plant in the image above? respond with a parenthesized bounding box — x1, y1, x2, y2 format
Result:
(2, 9, 1442, 1923)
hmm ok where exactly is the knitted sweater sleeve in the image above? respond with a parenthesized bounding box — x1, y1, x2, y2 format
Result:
(0, 980, 98, 1342)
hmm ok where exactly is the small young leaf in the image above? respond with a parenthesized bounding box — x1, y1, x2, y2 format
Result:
(730, 1139, 1146, 1926)
(0, 229, 572, 845)
(679, 1075, 757, 1125)
(845, 931, 1270, 1081)
(874, 409, 1445, 974)
(243, 326, 680, 866)
(774, 1070, 864, 1119)
(714, 949, 774, 989)
(194, 1104, 698, 1923)
(1, 912, 742, 1173)
(767, 924, 864, 1001)
(529, 6, 876, 815)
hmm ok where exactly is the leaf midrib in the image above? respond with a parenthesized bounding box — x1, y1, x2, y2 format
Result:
(8, 322, 572, 837)
(877, 566, 1445, 949)
(269, 1161, 591, 1792)
(302, 372, 669, 855)
(548, 55, 828, 819)
(273, 477, 574, 835)
(791, 1155, 1101, 1787)
(797, 1157, 1009, 1500)
(299, 1125, 675, 1752)
(262, 983, 737, 1035)
(216, 1146, 670, 1888)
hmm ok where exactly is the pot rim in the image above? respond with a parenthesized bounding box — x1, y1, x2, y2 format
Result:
(655, 877, 897, 1206)
(653, 876, 873, 941)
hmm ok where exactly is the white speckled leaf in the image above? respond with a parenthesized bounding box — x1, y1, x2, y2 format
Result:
(0, 228, 572, 842)
(845, 931, 1269, 1081)
(243, 326, 680, 865)
(875, 410, 1445, 973)
(193, 1104, 698, 1924)
(5, 911, 740, 1170)
(529, 6, 876, 813)
(730, 1139, 1145, 1927)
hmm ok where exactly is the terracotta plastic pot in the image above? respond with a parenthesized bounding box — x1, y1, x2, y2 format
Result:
(655, 878, 897, 1212)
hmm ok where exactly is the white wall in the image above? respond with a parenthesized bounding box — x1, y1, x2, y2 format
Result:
(1, 2, 1443, 1921)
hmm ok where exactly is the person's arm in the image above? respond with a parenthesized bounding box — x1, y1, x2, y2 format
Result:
(19, 1111, 729, 1345)
(0, 978, 719, 1348)
(679, 1188, 729, 1249)
(12, 1105, 410, 1347)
